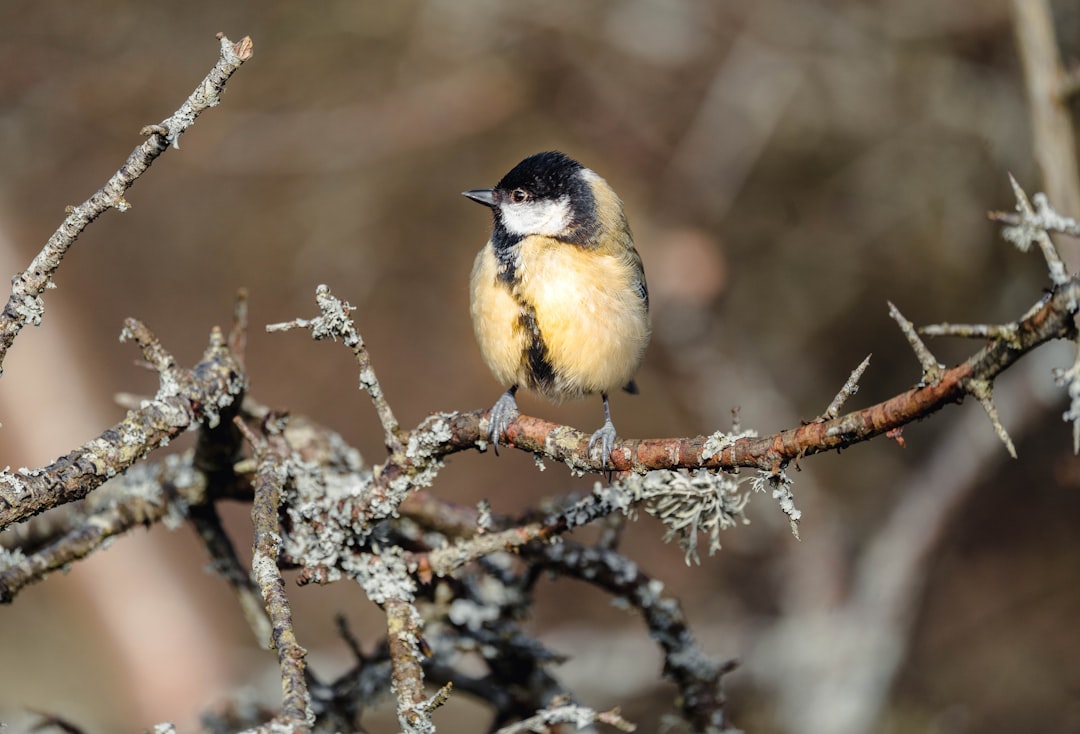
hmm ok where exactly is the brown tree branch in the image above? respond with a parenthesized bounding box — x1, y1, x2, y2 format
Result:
(389, 274, 1078, 476)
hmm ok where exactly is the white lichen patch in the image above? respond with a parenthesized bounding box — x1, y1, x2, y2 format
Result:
(701, 428, 759, 462)
(0, 545, 26, 572)
(346, 547, 416, 605)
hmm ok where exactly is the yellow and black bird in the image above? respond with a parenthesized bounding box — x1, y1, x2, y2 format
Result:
(464, 151, 650, 466)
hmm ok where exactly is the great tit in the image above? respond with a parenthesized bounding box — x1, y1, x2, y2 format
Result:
(464, 151, 650, 466)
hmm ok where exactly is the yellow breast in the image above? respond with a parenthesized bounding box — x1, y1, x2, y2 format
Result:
(469, 237, 650, 402)
(470, 245, 526, 389)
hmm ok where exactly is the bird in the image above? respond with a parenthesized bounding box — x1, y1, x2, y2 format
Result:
(463, 151, 650, 467)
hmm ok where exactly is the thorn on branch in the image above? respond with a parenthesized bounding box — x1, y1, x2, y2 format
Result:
(888, 301, 943, 385)
(821, 354, 872, 420)
(920, 322, 1022, 348)
(968, 379, 1018, 459)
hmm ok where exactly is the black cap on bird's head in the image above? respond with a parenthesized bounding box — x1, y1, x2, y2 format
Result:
(463, 151, 585, 209)
(496, 151, 585, 201)
(463, 151, 599, 245)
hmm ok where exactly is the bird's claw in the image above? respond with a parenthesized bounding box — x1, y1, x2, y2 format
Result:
(487, 389, 520, 455)
(588, 419, 618, 470)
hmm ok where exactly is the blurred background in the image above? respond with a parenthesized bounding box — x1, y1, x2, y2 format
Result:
(1, 1, 1079, 732)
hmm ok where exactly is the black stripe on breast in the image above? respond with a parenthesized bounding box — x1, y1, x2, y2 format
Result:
(517, 302, 556, 393)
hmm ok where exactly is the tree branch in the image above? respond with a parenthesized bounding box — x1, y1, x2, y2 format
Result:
(0, 321, 245, 531)
(0, 34, 253, 375)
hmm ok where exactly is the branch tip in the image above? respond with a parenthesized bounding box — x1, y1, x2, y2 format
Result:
(822, 354, 872, 420)
(969, 380, 1017, 458)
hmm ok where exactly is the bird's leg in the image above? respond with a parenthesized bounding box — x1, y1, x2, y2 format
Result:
(588, 393, 618, 469)
(487, 385, 520, 454)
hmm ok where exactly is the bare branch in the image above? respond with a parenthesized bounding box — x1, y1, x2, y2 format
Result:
(0, 323, 245, 531)
(241, 418, 313, 732)
(0, 453, 206, 602)
(0, 34, 253, 376)
(268, 284, 402, 453)
(536, 542, 737, 734)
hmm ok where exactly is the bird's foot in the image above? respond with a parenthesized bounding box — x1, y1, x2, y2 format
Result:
(487, 388, 520, 454)
(588, 418, 618, 470)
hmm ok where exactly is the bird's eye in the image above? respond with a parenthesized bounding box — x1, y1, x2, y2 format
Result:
(511, 189, 529, 203)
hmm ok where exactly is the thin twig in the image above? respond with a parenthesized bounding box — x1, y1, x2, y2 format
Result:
(241, 418, 313, 731)
(920, 322, 1020, 345)
(348, 550, 447, 733)
(0, 34, 253, 376)
(536, 541, 736, 734)
(267, 284, 403, 453)
(188, 501, 271, 648)
(1004, 174, 1069, 284)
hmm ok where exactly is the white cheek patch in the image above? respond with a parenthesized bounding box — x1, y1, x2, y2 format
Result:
(499, 197, 572, 238)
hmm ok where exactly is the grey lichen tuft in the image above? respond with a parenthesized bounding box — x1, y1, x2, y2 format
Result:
(0, 545, 27, 573)
(1054, 345, 1080, 454)
(1001, 177, 1069, 285)
(626, 470, 750, 565)
(751, 470, 800, 539)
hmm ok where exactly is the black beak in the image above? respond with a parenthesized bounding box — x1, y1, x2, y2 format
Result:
(463, 188, 496, 208)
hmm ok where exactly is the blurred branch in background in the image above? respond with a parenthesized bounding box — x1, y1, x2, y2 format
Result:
(1011, 0, 1080, 269)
